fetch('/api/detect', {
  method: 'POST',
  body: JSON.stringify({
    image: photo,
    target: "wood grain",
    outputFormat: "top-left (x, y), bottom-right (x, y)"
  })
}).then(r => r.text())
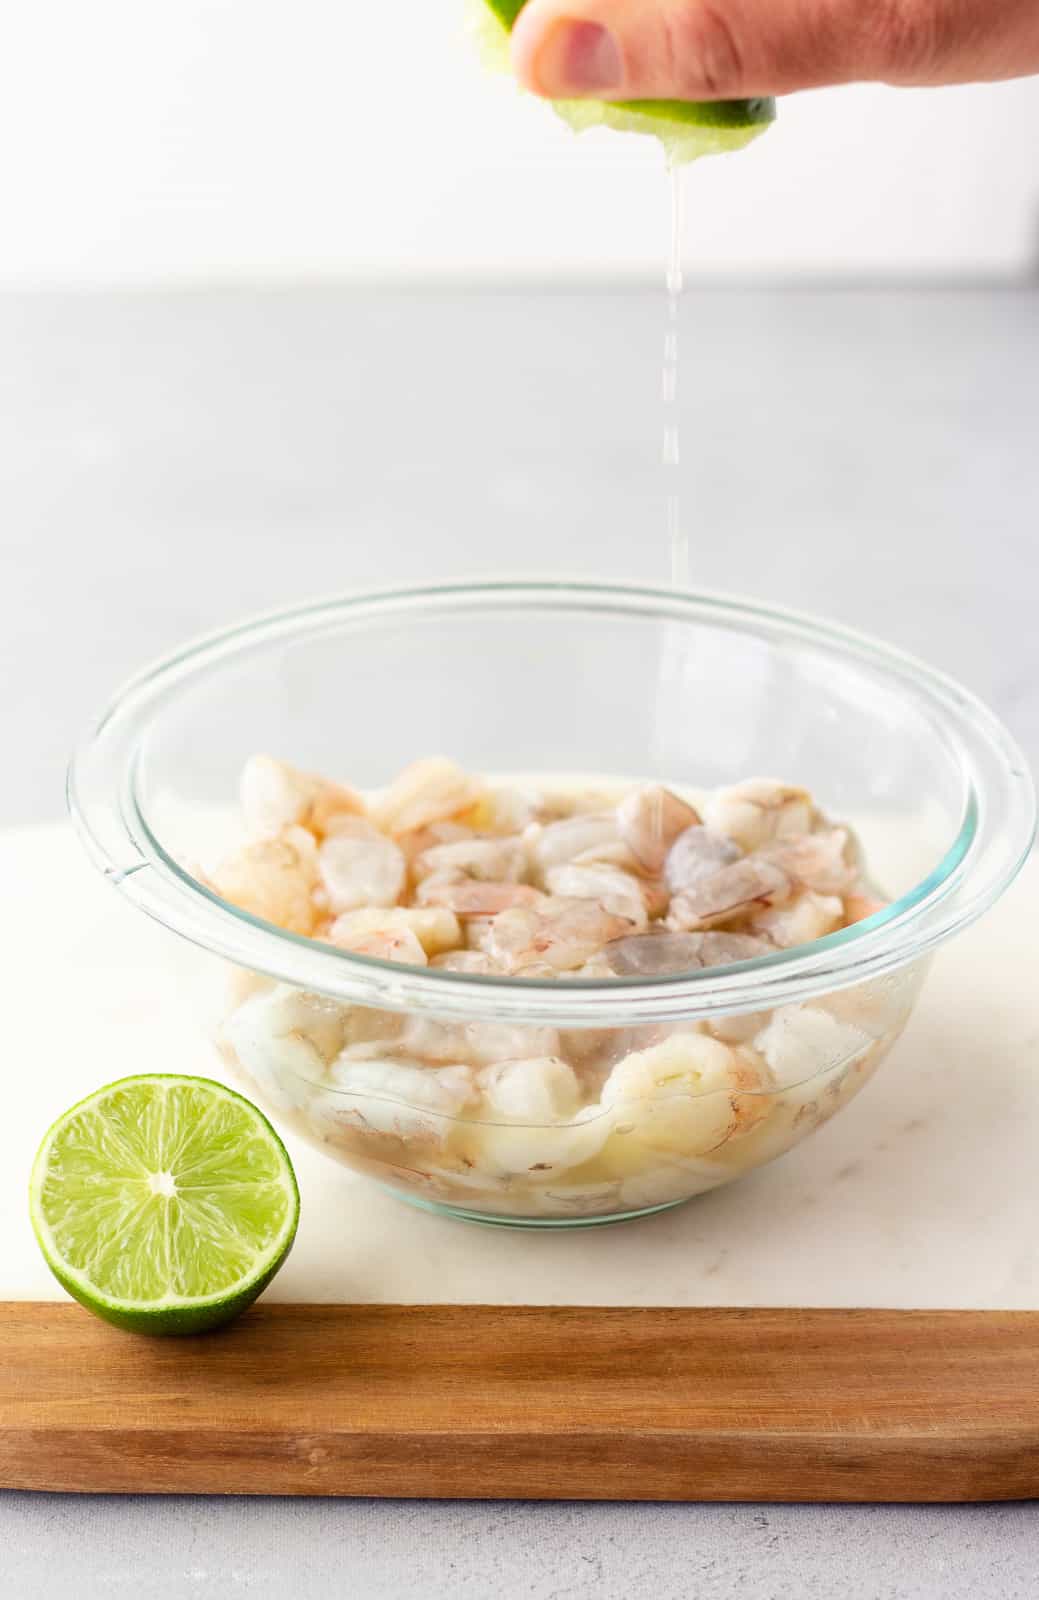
top-left (3, 1303), bottom-right (1038, 1501)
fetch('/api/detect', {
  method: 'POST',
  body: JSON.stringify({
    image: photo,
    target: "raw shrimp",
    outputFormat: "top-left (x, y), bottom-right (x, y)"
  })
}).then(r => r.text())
top-left (327, 905), bottom-right (462, 958)
top-left (600, 1032), bottom-right (769, 1157)
top-left (527, 813), bottom-right (621, 878)
top-left (706, 1009), bottom-right (772, 1045)
top-left (429, 949), bottom-right (499, 975)
top-left (703, 778), bottom-right (818, 853)
top-left (319, 1057), bottom-right (475, 1143)
top-left (463, 1020), bottom-right (562, 1065)
top-left (213, 757), bottom-right (916, 1223)
top-left (617, 785), bottom-right (701, 872)
top-left (462, 785), bottom-right (548, 836)
top-left (753, 1004), bottom-right (871, 1087)
top-left (477, 1056), bottom-right (581, 1122)
top-left (395, 820), bottom-right (476, 864)
top-left (604, 930), bottom-right (770, 976)
top-left (412, 836), bottom-right (528, 885)
top-left (844, 893), bottom-right (887, 925)
top-left (479, 896), bottom-right (637, 975)
top-left (332, 925), bottom-right (428, 966)
top-left (543, 863), bottom-right (651, 932)
top-left (664, 825), bottom-right (742, 895)
top-left (239, 755), bottom-right (363, 840)
top-left (373, 757), bottom-right (483, 837)
top-left (763, 828), bottom-right (858, 897)
top-left (750, 891), bottom-right (845, 949)
top-left (222, 984), bottom-right (347, 1114)
top-left (416, 879), bottom-right (545, 917)
top-left (459, 1072), bottom-right (608, 1176)
top-left (342, 1004), bottom-right (407, 1048)
top-left (460, 1107), bottom-right (610, 1181)
top-left (225, 983), bottom-right (347, 1075)
top-left (667, 858), bottom-right (790, 933)
top-left (317, 818), bottom-right (406, 914)
top-left (211, 825), bottom-right (321, 936)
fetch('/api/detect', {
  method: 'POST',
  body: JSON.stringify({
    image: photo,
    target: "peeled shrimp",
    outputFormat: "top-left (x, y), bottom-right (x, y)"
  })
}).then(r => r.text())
top-left (668, 858), bottom-right (790, 933)
top-left (604, 930), bottom-right (770, 976)
top-left (332, 925), bottom-right (428, 966)
top-left (763, 828), bottom-right (859, 897)
top-left (664, 825), bottom-right (742, 895)
top-left (844, 893), bottom-right (887, 925)
top-left (372, 757), bottom-right (483, 837)
top-left (600, 1032), bottom-right (769, 1156)
top-left (342, 1004), bottom-right (406, 1048)
top-left (527, 813), bottom-right (621, 878)
top-left (412, 836), bottom-right (528, 886)
top-left (463, 1020), bottom-right (562, 1065)
top-left (479, 896), bottom-right (637, 975)
top-left (225, 983), bottom-right (347, 1074)
top-left (320, 1057), bottom-right (475, 1142)
top-left (617, 785), bottom-right (701, 873)
top-left (395, 820), bottom-right (476, 864)
top-left (477, 1056), bottom-right (581, 1122)
top-left (462, 785), bottom-right (548, 836)
top-left (429, 949), bottom-right (499, 975)
top-left (317, 818), bottom-right (406, 914)
top-left (543, 863), bottom-right (651, 932)
top-left (327, 905), bottom-right (462, 958)
top-left (703, 778), bottom-right (817, 853)
top-left (753, 1004), bottom-right (871, 1087)
top-left (239, 755), bottom-right (363, 840)
top-left (416, 878), bottom-right (546, 917)
top-left (212, 824), bottom-right (321, 935)
top-left (750, 890), bottom-right (845, 949)
top-left (460, 1074), bottom-right (608, 1177)
top-left (222, 984), bottom-right (347, 1112)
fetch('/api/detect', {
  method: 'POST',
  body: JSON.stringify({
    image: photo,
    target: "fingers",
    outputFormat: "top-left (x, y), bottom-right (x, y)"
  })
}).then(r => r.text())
top-left (509, 0), bottom-right (1039, 101)
top-left (510, 0), bottom-right (884, 99)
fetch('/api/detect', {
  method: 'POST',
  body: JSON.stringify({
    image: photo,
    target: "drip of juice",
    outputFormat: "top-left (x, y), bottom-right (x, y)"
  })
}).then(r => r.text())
top-left (663, 165), bottom-right (687, 588)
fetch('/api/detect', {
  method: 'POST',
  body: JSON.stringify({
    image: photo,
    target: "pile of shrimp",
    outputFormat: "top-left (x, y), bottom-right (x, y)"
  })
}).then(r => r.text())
top-left (210, 755), bottom-right (884, 977)
top-left (210, 758), bottom-right (910, 1218)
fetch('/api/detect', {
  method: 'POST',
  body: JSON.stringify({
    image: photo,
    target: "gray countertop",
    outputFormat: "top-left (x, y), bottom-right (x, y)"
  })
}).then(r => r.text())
top-left (3, 285), bottom-right (1038, 1596)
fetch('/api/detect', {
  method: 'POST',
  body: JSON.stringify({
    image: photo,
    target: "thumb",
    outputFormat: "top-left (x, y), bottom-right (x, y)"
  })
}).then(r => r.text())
top-left (509, 0), bottom-right (1039, 100)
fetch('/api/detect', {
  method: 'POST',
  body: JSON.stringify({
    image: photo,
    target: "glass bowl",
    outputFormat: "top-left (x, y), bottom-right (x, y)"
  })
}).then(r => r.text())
top-left (69, 581), bottom-right (1035, 1227)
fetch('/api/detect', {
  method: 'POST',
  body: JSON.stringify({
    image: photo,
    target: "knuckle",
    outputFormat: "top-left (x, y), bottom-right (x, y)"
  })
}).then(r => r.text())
top-left (666, 2), bottom-right (747, 96)
top-left (871, 0), bottom-right (954, 79)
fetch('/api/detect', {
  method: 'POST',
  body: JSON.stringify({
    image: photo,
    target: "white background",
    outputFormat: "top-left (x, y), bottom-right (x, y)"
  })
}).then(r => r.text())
top-left (2, 0), bottom-right (1038, 284)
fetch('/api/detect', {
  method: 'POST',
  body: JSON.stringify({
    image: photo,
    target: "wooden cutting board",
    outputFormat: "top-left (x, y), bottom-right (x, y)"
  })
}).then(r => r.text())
top-left (4, 1302), bottom-right (1039, 1501)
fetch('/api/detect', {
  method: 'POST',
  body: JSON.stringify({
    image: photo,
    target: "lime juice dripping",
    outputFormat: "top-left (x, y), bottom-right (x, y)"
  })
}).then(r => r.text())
top-left (663, 165), bottom-right (687, 588)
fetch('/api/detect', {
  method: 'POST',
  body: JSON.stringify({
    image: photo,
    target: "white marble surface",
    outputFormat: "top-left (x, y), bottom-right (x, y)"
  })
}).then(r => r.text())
top-left (5, 822), bottom-right (1039, 1313)
top-left (3, 285), bottom-right (1039, 1597)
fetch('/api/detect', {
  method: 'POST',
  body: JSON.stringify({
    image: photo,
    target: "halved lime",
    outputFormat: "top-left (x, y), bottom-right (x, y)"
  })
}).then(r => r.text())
top-left (30, 1075), bottom-right (299, 1335)
top-left (473, 0), bottom-right (775, 163)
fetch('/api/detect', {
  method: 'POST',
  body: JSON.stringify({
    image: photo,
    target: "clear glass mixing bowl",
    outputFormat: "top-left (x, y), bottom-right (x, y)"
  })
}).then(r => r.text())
top-left (69, 581), bottom-right (1035, 1227)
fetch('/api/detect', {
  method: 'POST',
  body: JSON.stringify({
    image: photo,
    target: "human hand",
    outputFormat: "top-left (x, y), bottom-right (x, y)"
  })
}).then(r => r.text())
top-left (509, 0), bottom-right (1039, 101)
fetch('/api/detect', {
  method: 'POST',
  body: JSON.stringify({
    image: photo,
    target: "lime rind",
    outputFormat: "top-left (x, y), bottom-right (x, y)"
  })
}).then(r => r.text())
top-left (483, 0), bottom-right (527, 26)
top-left (468, 0), bottom-right (775, 164)
top-left (30, 1074), bottom-right (299, 1335)
top-left (551, 98), bottom-right (771, 163)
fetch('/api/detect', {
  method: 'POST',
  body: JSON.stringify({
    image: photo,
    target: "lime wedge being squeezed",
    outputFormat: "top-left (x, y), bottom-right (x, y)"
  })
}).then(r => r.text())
top-left (30, 1075), bottom-right (299, 1335)
top-left (473, 0), bottom-right (775, 162)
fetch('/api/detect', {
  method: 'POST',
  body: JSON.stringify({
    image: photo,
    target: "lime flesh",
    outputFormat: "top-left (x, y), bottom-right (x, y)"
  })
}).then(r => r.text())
top-left (30, 1075), bottom-right (299, 1335)
top-left (475, 0), bottom-right (775, 162)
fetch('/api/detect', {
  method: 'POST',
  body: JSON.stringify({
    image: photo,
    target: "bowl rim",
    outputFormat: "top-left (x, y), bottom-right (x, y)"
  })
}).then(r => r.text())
top-left (68, 578), bottom-right (1036, 1027)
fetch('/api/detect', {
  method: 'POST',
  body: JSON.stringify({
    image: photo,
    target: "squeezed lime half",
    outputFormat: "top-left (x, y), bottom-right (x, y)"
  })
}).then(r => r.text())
top-left (473, 0), bottom-right (775, 162)
top-left (30, 1075), bottom-right (299, 1335)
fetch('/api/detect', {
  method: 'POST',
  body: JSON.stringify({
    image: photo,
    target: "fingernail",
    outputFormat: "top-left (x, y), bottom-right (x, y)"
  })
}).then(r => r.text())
top-left (533, 19), bottom-right (624, 96)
